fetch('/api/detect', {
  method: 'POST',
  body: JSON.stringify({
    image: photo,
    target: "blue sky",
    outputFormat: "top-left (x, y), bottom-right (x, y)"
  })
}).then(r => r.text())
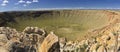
top-left (0, 0), bottom-right (120, 11)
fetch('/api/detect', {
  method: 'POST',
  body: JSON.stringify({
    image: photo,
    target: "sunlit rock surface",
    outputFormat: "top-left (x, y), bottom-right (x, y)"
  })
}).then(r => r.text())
top-left (0, 23), bottom-right (120, 52)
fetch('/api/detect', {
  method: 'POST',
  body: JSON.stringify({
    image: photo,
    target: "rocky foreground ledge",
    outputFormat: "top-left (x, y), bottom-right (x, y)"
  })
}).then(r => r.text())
top-left (0, 24), bottom-right (120, 52)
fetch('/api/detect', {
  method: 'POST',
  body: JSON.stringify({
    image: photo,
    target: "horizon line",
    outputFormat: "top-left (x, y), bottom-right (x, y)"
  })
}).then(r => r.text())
top-left (1, 7), bottom-right (120, 12)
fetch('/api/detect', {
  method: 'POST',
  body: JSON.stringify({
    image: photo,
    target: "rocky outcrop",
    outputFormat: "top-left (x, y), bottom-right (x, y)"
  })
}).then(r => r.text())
top-left (23, 27), bottom-right (46, 37)
top-left (0, 27), bottom-right (60, 52)
top-left (0, 27), bottom-right (47, 52)
top-left (0, 23), bottom-right (120, 52)
top-left (39, 32), bottom-right (59, 52)
top-left (58, 23), bottom-right (120, 52)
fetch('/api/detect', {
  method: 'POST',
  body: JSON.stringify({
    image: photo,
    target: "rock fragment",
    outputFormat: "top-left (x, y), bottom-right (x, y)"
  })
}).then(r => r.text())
top-left (39, 32), bottom-right (60, 52)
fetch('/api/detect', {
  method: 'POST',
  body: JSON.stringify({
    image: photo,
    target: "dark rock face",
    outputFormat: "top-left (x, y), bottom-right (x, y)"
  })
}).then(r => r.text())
top-left (48, 42), bottom-right (60, 52)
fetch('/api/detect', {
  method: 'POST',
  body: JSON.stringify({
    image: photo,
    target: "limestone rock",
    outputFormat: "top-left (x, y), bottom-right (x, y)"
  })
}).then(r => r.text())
top-left (23, 27), bottom-right (46, 36)
top-left (89, 43), bottom-right (98, 52)
top-left (0, 47), bottom-right (9, 52)
top-left (0, 27), bottom-right (47, 52)
top-left (59, 37), bottom-right (67, 52)
top-left (0, 22), bottom-right (120, 52)
top-left (39, 32), bottom-right (59, 52)
top-left (0, 27), bottom-right (18, 40)
top-left (97, 46), bottom-right (107, 52)
top-left (0, 34), bottom-right (8, 46)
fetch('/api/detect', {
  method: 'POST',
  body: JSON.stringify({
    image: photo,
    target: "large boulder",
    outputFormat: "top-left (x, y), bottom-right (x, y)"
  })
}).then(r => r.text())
top-left (0, 34), bottom-right (8, 46)
top-left (38, 32), bottom-right (60, 52)
top-left (97, 46), bottom-right (107, 52)
top-left (0, 27), bottom-right (18, 40)
top-left (89, 43), bottom-right (99, 52)
top-left (59, 37), bottom-right (67, 52)
top-left (23, 27), bottom-right (46, 37)
top-left (0, 47), bottom-right (9, 52)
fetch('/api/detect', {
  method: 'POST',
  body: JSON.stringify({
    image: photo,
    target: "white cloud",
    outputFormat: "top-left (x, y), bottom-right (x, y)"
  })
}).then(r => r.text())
top-left (33, 0), bottom-right (38, 2)
top-left (0, 0), bottom-right (39, 7)
top-left (15, 0), bottom-right (25, 5)
top-left (18, 0), bottom-right (25, 3)
top-left (1, 3), bottom-right (7, 6)
top-left (3, 0), bottom-right (9, 3)
top-left (1, 0), bottom-right (8, 6)
top-left (26, 1), bottom-right (32, 4)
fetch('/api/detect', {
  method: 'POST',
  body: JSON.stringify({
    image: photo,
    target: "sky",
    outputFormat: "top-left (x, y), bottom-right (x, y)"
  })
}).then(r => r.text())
top-left (0, 0), bottom-right (120, 11)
